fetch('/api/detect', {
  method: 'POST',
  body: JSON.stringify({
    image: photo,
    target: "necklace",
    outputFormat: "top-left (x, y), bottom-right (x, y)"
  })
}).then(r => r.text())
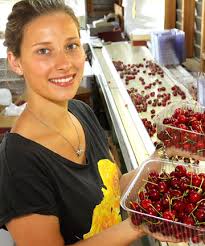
top-left (26, 106), bottom-right (84, 157)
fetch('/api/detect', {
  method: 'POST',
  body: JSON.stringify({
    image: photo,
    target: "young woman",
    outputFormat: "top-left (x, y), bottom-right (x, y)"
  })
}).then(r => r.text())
top-left (0, 1), bottom-right (179, 245)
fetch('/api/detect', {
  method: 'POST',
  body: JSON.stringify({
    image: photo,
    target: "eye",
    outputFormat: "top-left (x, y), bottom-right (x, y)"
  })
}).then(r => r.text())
top-left (66, 43), bottom-right (79, 51)
top-left (37, 48), bottom-right (50, 55)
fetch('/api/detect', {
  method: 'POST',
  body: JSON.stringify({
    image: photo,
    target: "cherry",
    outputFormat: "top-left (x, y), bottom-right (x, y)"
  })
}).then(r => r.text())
top-left (141, 199), bottom-right (152, 209)
top-left (130, 201), bottom-right (140, 211)
top-left (148, 171), bottom-right (159, 180)
top-left (173, 200), bottom-right (185, 212)
top-left (195, 208), bottom-right (205, 222)
top-left (175, 165), bottom-right (187, 176)
top-left (191, 235), bottom-right (200, 244)
top-left (192, 176), bottom-right (203, 187)
top-left (183, 215), bottom-right (195, 225)
top-left (138, 191), bottom-right (146, 200)
top-left (147, 207), bottom-right (157, 216)
top-left (163, 211), bottom-right (175, 221)
top-left (158, 181), bottom-right (168, 193)
top-left (153, 201), bottom-right (163, 212)
top-left (171, 178), bottom-right (181, 189)
top-left (188, 191), bottom-right (202, 204)
top-left (180, 176), bottom-right (190, 191)
top-left (148, 189), bottom-right (160, 201)
top-left (178, 115), bottom-right (187, 124)
top-left (145, 182), bottom-right (156, 191)
top-left (185, 203), bottom-right (195, 214)
top-left (131, 214), bottom-right (142, 226)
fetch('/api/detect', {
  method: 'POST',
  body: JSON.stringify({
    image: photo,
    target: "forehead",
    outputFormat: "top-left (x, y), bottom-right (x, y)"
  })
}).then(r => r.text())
top-left (22, 12), bottom-right (79, 42)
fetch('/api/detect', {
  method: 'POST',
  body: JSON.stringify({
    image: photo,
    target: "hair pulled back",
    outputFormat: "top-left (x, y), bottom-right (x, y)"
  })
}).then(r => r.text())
top-left (4, 0), bottom-right (80, 57)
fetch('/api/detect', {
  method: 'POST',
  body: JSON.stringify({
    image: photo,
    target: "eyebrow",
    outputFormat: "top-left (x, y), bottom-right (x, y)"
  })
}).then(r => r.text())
top-left (31, 37), bottom-right (79, 47)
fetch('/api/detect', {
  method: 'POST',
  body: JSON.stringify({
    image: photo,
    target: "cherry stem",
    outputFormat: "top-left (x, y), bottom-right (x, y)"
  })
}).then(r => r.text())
top-left (143, 218), bottom-right (161, 225)
top-left (150, 204), bottom-right (162, 217)
top-left (197, 198), bottom-right (205, 205)
top-left (171, 191), bottom-right (187, 201)
top-left (165, 130), bottom-right (172, 139)
top-left (197, 149), bottom-right (205, 153)
top-left (187, 184), bottom-right (202, 193)
top-left (198, 177), bottom-right (204, 193)
top-left (142, 179), bottom-right (157, 186)
top-left (167, 196), bottom-right (172, 211)
top-left (183, 138), bottom-right (196, 144)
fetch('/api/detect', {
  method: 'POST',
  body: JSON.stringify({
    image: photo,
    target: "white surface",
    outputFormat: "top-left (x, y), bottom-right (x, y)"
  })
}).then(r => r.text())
top-left (0, 230), bottom-right (14, 246)
top-left (0, 89), bottom-right (12, 106)
top-left (125, 0), bottom-right (165, 39)
top-left (4, 102), bottom-right (26, 116)
top-left (83, 61), bottom-right (93, 76)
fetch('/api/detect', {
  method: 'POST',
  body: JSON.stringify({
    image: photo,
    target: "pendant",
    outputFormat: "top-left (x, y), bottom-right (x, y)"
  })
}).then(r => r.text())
top-left (76, 148), bottom-right (83, 157)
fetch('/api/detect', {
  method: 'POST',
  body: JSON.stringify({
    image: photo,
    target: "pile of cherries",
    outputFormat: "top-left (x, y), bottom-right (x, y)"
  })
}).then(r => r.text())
top-left (129, 164), bottom-right (205, 243)
top-left (113, 59), bottom-right (188, 139)
top-left (157, 107), bottom-right (205, 157)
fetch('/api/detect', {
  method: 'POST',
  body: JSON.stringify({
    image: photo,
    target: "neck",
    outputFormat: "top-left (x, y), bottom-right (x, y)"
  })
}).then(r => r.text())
top-left (26, 95), bottom-right (71, 129)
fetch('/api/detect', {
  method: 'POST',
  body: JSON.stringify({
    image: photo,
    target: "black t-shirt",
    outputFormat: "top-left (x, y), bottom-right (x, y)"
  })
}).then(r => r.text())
top-left (0, 100), bottom-right (122, 244)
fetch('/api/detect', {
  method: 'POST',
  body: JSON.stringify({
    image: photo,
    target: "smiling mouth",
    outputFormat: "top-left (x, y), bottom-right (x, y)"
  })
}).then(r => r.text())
top-left (49, 75), bottom-right (74, 83)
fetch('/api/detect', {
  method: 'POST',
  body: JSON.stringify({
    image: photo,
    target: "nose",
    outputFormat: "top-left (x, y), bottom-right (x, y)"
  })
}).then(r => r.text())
top-left (55, 51), bottom-right (72, 71)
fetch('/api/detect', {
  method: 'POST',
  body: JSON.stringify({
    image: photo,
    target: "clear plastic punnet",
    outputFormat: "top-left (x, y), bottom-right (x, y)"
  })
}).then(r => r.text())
top-left (154, 101), bottom-right (205, 160)
top-left (120, 158), bottom-right (205, 244)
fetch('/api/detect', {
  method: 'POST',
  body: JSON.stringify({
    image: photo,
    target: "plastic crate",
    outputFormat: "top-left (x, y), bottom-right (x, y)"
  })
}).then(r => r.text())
top-left (154, 101), bottom-right (205, 160)
top-left (120, 158), bottom-right (205, 244)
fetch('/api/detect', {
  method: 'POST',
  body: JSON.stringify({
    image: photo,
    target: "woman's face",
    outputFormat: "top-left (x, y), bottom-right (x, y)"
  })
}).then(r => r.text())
top-left (15, 12), bottom-right (85, 103)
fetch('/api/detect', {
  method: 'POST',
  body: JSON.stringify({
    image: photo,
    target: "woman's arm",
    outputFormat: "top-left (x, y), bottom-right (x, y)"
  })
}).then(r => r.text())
top-left (7, 214), bottom-right (145, 246)
top-left (67, 217), bottom-right (144, 246)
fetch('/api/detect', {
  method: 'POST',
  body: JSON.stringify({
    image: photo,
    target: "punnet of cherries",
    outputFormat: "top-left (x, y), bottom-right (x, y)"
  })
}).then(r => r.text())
top-left (129, 164), bottom-right (205, 244)
top-left (157, 107), bottom-right (205, 158)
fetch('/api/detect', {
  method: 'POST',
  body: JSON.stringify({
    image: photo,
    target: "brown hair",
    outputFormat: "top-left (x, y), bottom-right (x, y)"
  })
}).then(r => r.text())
top-left (4, 0), bottom-right (80, 57)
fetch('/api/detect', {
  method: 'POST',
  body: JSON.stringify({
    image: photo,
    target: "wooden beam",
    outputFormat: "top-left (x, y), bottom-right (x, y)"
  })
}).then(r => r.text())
top-left (86, 0), bottom-right (93, 15)
top-left (164, 0), bottom-right (176, 29)
top-left (182, 0), bottom-right (195, 58)
top-left (201, 0), bottom-right (205, 71)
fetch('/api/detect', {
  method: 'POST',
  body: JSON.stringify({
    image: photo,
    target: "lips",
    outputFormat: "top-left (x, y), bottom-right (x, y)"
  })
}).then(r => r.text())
top-left (48, 75), bottom-right (75, 87)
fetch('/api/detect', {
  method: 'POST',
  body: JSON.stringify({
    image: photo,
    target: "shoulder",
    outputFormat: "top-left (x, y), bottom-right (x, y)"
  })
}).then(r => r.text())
top-left (69, 99), bottom-right (94, 116)
top-left (0, 133), bottom-right (46, 176)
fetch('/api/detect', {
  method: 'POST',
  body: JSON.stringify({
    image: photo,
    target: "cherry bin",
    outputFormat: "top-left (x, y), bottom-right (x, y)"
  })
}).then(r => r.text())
top-left (120, 159), bottom-right (205, 244)
top-left (154, 101), bottom-right (205, 160)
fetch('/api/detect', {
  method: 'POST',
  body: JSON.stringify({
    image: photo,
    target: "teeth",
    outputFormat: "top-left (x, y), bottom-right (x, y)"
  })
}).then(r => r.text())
top-left (49, 77), bottom-right (73, 83)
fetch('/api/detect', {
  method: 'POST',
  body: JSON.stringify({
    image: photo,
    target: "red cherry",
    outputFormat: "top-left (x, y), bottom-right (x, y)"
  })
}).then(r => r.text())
top-left (172, 200), bottom-right (185, 212)
top-left (153, 201), bottom-right (163, 212)
top-left (158, 181), bottom-right (168, 193)
top-left (131, 214), bottom-right (142, 226)
top-left (171, 178), bottom-right (181, 189)
top-left (195, 208), bottom-right (205, 222)
top-left (175, 165), bottom-right (187, 176)
top-left (147, 207), bottom-right (157, 216)
top-left (163, 210), bottom-right (175, 221)
top-left (148, 189), bottom-right (160, 201)
top-left (191, 235), bottom-right (200, 244)
top-left (141, 199), bottom-right (152, 209)
top-left (179, 176), bottom-right (190, 191)
top-left (138, 191), bottom-right (146, 200)
top-left (183, 215), bottom-right (195, 225)
top-left (188, 191), bottom-right (202, 203)
top-left (130, 201), bottom-right (140, 211)
top-left (192, 176), bottom-right (202, 187)
top-left (185, 203), bottom-right (195, 214)
top-left (177, 115), bottom-right (187, 124)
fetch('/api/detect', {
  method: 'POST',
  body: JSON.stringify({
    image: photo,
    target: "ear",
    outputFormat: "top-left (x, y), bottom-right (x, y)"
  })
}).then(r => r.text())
top-left (7, 51), bottom-right (23, 76)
